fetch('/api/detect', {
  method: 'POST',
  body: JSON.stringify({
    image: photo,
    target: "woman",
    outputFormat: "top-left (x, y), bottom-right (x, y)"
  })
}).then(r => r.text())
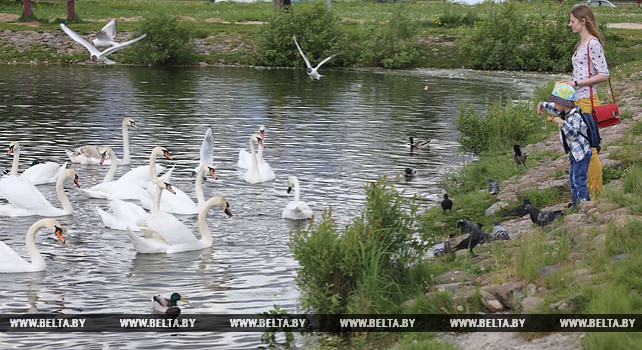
top-left (560, 4), bottom-right (609, 197)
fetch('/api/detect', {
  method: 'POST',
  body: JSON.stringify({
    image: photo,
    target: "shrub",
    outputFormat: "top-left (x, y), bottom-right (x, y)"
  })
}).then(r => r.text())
top-left (458, 2), bottom-right (575, 72)
top-left (436, 11), bottom-right (479, 27)
top-left (253, 3), bottom-right (345, 67)
top-left (123, 12), bottom-right (195, 65)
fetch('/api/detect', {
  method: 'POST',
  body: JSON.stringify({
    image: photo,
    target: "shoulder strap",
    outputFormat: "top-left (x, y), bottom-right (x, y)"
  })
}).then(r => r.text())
top-left (586, 41), bottom-right (616, 108)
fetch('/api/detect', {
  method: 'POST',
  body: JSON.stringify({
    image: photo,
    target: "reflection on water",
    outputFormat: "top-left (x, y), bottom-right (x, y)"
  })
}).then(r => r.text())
top-left (0, 65), bottom-right (546, 347)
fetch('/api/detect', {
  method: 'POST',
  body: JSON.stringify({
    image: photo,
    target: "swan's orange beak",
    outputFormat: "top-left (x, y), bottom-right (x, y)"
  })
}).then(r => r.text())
top-left (208, 168), bottom-right (218, 180)
top-left (73, 174), bottom-right (81, 188)
top-left (260, 131), bottom-right (265, 139)
top-left (224, 203), bottom-right (233, 218)
top-left (163, 150), bottom-right (173, 160)
top-left (100, 151), bottom-right (107, 165)
top-left (54, 226), bottom-right (65, 244)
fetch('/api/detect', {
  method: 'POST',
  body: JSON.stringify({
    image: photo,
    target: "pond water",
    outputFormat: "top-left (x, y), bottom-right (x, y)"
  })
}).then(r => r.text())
top-left (0, 65), bottom-right (551, 348)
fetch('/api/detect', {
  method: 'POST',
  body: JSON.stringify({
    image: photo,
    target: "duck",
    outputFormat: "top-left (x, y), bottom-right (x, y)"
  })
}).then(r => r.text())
top-left (237, 125), bottom-right (266, 169)
top-left (0, 169), bottom-right (80, 217)
top-left (409, 137), bottom-right (430, 149)
top-left (282, 176), bottom-right (313, 220)
top-left (0, 218), bottom-right (65, 273)
top-left (6, 141), bottom-right (67, 185)
top-left (153, 292), bottom-right (187, 317)
top-left (404, 167), bottom-right (417, 180)
top-left (243, 134), bottom-right (276, 184)
top-left (65, 117), bottom-right (137, 165)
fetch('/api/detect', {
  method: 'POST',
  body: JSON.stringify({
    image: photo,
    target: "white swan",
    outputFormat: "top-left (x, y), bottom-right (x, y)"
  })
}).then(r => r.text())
top-left (60, 23), bottom-right (146, 65)
top-left (127, 196), bottom-right (233, 254)
top-left (93, 19), bottom-right (118, 47)
top-left (191, 127), bottom-right (215, 177)
top-left (293, 35), bottom-right (338, 81)
top-left (0, 169), bottom-right (80, 217)
top-left (0, 218), bottom-right (65, 273)
top-left (80, 147), bottom-right (154, 200)
top-left (65, 117), bottom-right (137, 165)
top-left (282, 176), bottom-right (313, 220)
top-left (244, 134), bottom-right (276, 184)
top-left (6, 141), bottom-right (66, 185)
top-left (237, 125), bottom-right (266, 169)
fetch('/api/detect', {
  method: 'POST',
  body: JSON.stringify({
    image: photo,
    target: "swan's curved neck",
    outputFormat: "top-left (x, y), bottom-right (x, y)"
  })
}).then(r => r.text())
top-left (56, 173), bottom-right (73, 214)
top-left (249, 139), bottom-right (259, 177)
top-left (195, 168), bottom-right (205, 205)
top-left (103, 152), bottom-right (119, 182)
top-left (197, 201), bottom-right (216, 247)
top-left (149, 153), bottom-right (159, 183)
top-left (152, 185), bottom-right (162, 213)
top-left (10, 147), bottom-right (20, 176)
top-left (24, 219), bottom-right (48, 269)
top-left (122, 120), bottom-right (131, 165)
top-left (292, 179), bottom-right (301, 202)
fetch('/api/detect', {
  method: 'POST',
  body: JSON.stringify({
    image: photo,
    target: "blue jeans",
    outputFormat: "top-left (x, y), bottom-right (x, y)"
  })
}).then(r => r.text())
top-left (569, 150), bottom-right (592, 208)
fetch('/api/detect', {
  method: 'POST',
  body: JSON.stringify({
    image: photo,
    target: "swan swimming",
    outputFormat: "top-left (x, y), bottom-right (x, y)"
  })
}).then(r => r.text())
top-left (0, 168), bottom-right (80, 217)
top-left (0, 218), bottom-right (65, 273)
top-left (80, 147), bottom-right (148, 200)
top-left (237, 125), bottom-right (266, 169)
top-left (66, 117), bottom-right (138, 165)
top-left (282, 176), bottom-right (313, 220)
top-left (6, 141), bottom-right (66, 185)
top-left (60, 23), bottom-right (146, 65)
top-left (293, 35), bottom-right (338, 80)
top-left (243, 134), bottom-right (276, 184)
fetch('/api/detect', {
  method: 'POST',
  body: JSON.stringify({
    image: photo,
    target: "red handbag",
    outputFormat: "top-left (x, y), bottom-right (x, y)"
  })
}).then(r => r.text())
top-left (587, 45), bottom-right (620, 128)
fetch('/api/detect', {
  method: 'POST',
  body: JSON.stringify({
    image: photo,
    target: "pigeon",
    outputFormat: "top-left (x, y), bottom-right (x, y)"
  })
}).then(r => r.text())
top-left (513, 144), bottom-right (527, 167)
top-left (191, 127), bottom-right (215, 177)
top-left (501, 197), bottom-right (532, 218)
top-left (491, 219), bottom-right (510, 240)
top-left (452, 221), bottom-right (483, 257)
top-left (524, 204), bottom-right (564, 227)
top-left (440, 193), bottom-right (453, 214)
top-left (487, 177), bottom-right (500, 195)
top-left (92, 19), bottom-right (118, 47)
top-left (60, 23), bottom-right (146, 65)
top-left (432, 241), bottom-right (451, 257)
top-left (404, 167), bottom-right (417, 180)
top-left (478, 223), bottom-right (492, 244)
top-left (293, 35), bottom-right (338, 80)
top-left (409, 137), bottom-right (430, 150)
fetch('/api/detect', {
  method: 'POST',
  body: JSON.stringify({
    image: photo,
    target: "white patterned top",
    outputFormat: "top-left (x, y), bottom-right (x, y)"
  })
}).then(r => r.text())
top-left (572, 37), bottom-right (609, 100)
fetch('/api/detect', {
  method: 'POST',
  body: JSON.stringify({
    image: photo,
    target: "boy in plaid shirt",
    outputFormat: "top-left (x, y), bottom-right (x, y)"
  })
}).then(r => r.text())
top-left (537, 83), bottom-right (591, 209)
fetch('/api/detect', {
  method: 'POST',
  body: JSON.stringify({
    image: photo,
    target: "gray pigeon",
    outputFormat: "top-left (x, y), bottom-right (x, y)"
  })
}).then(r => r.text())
top-left (432, 241), bottom-right (451, 257)
top-left (501, 197), bottom-right (531, 218)
top-left (524, 204), bottom-right (564, 227)
top-left (487, 177), bottom-right (500, 195)
top-left (491, 219), bottom-right (510, 240)
top-left (453, 220), bottom-right (483, 256)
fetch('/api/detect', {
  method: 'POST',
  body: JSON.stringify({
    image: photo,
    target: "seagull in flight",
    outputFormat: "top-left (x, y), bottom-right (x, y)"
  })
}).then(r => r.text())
top-left (60, 23), bottom-right (146, 65)
top-left (93, 19), bottom-right (118, 47)
top-left (293, 35), bottom-right (337, 80)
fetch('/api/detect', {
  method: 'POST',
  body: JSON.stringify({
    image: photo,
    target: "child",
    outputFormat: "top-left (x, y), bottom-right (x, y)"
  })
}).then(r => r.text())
top-left (537, 83), bottom-right (591, 209)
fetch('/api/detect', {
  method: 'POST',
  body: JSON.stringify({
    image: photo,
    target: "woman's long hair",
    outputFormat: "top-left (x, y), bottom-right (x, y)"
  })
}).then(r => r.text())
top-left (571, 4), bottom-right (605, 51)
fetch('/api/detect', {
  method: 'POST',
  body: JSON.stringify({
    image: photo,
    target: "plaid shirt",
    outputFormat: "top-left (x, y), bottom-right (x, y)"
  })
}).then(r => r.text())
top-left (541, 102), bottom-right (591, 162)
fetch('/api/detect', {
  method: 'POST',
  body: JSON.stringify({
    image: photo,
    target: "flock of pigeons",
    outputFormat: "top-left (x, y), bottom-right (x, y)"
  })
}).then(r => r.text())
top-left (432, 143), bottom-right (564, 258)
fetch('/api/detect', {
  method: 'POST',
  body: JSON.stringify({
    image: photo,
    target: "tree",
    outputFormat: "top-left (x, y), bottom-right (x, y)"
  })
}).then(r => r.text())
top-left (23, 0), bottom-right (31, 19)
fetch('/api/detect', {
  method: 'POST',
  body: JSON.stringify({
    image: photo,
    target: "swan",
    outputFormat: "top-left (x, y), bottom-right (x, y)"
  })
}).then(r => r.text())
top-left (293, 35), bottom-right (338, 81)
top-left (191, 127), bottom-right (215, 177)
top-left (244, 134), bottom-right (276, 184)
top-left (65, 117), bottom-right (138, 165)
top-left (237, 125), bottom-right (266, 169)
top-left (93, 19), bottom-right (118, 47)
top-left (408, 137), bottom-right (430, 149)
top-left (127, 196), bottom-right (233, 254)
top-left (6, 141), bottom-right (66, 185)
top-left (60, 23), bottom-right (146, 65)
top-left (282, 176), bottom-right (313, 220)
top-left (0, 169), bottom-right (80, 217)
top-left (0, 218), bottom-right (65, 273)
top-left (153, 292), bottom-right (187, 317)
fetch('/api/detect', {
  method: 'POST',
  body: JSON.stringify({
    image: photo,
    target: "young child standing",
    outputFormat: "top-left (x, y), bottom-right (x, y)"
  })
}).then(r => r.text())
top-left (537, 83), bottom-right (592, 209)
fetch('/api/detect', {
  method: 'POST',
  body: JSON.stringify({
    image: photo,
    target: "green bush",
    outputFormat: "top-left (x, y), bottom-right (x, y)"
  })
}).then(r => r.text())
top-left (357, 5), bottom-right (420, 69)
top-left (436, 11), bottom-right (479, 27)
top-left (458, 2), bottom-right (575, 72)
top-left (253, 3), bottom-right (345, 67)
top-left (123, 12), bottom-right (195, 65)
top-left (291, 178), bottom-right (424, 314)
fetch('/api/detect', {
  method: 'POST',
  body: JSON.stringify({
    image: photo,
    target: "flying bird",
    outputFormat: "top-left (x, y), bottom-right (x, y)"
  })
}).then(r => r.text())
top-left (513, 144), bottom-right (527, 167)
top-left (487, 177), bottom-right (500, 195)
top-left (93, 19), bottom-right (118, 47)
top-left (60, 23), bottom-right (146, 65)
top-left (409, 137), bottom-right (430, 150)
top-left (191, 127), bottom-right (215, 177)
top-left (524, 204), bottom-right (564, 227)
top-left (501, 197), bottom-right (531, 218)
top-left (440, 193), bottom-right (453, 214)
top-left (293, 35), bottom-right (338, 80)
top-left (491, 219), bottom-right (510, 240)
